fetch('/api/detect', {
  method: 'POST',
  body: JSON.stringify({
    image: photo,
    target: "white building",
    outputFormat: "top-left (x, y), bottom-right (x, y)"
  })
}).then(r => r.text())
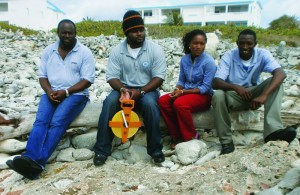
top-left (0, 0), bottom-right (65, 31)
top-left (130, 0), bottom-right (262, 27)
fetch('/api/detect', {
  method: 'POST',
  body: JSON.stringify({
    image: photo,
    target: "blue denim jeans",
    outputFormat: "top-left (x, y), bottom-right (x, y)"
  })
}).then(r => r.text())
top-left (23, 94), bottom-right (88, 168)
top-left (93, 90), bottom-right (163, 157)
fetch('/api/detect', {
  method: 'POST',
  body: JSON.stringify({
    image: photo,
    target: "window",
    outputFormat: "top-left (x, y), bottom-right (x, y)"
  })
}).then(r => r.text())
top-left (144, 10), bottom-right (152, 17)
top-left (215, 6), bottom-right (226, 13)
top-left (0, 3), bottom-right (8, 12)
top-left (227, 21), bottom-right (247, 26)
top-left (206, 21), bottom-right (225, 26)
top-left (228, 5), bottom-right (248, 12)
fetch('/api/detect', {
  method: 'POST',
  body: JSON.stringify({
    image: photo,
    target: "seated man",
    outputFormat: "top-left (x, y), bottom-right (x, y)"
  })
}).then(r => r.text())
top-left (212, 29), bottom-right (296, 155)
top-left (93, 10), bottom-right (167, 166)
top-left (6, 19), bottom-right (95, 179)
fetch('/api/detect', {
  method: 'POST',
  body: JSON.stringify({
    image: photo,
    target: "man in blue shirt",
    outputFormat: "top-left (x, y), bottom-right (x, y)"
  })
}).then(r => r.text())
top-left (93, 10), bottom-right (167, 166)
top-left (6, 19), bottom-right (95, 179)
top-left (212, 29), bottom-right (296, 155)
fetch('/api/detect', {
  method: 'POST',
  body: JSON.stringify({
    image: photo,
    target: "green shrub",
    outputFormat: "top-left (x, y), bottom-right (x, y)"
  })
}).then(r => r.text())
top-left (0, 22), bottom-right (38, 35)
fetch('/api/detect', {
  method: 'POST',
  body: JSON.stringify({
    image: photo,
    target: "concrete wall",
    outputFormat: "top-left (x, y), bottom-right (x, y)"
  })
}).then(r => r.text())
top-left (0, 0), bottom-right (65, 31)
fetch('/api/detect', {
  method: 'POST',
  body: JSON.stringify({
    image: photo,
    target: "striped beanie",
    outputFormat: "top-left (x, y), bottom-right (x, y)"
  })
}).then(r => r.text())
top-left (122, 10), bottom-right (144, 34)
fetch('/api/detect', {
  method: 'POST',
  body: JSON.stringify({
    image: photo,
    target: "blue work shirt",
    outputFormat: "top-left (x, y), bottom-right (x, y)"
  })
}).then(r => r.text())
top-left (177, 52), bottom-right (217, 95)
top-left (215, 48), bottom-right (281, 87)
top-left (39, 39), bottom-right (95, 96)
top-left (106, 39), bottom-right (166, 87)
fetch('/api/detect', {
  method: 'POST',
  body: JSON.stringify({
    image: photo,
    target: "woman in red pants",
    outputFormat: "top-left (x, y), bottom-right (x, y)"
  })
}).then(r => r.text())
top-left (158, 29), bottom-right (217, 149)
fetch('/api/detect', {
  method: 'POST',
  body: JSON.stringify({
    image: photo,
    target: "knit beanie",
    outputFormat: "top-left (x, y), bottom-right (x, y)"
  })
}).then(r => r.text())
top-left (122, 10), bottom-right (144, 34)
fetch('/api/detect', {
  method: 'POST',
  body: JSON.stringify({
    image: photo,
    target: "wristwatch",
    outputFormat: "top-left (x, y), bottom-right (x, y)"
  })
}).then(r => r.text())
top-left (139, 89), bottom-right (146, 97)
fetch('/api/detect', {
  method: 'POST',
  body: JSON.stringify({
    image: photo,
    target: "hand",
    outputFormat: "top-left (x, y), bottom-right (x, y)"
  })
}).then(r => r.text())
top-left (234, 86), bottom-right (252, 101)
top-left (129, 89), bottom-right (140, 101)
top-left (119, 88), bottom-right (130, 102)
top-left (51, 90), bottom-right (67, 102)
top-left (46, 90), bottom-right (60, 104)
top-left (169, 89), bottom-right (182, 100)
top-left (251, 95), bottom-right (267, 110)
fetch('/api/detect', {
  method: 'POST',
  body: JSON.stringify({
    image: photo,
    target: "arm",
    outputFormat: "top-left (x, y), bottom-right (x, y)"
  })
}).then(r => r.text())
top-left (212, 78), bottom-right (252, 101)
top-left (251, 68), bottom-right (286, 109)
top-left (39, 78), bottom-right (59, 103)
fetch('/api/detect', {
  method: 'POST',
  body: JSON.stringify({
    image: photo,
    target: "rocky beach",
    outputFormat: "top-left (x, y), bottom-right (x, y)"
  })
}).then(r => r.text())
top-left (0, 29), bottom-right (300, 194)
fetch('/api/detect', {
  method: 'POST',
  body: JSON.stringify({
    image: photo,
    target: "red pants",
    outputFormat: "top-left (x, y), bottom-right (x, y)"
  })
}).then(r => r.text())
top-left (158, 93), bottom-right (212, 141)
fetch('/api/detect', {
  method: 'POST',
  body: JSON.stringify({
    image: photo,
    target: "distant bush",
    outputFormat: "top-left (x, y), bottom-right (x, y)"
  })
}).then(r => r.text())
top-left (1, 20), bottom-right (300, 47)
top-left (0, 22), bottom-right (38, 35)
top-left (269, 15), bottom-right (299, 30)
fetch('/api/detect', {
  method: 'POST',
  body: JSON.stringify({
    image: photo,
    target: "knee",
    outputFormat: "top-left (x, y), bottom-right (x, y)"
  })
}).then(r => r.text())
top-left (158, 94), bottom-right (170, 106)
top-left (212, 90), bottom-right (225, 106)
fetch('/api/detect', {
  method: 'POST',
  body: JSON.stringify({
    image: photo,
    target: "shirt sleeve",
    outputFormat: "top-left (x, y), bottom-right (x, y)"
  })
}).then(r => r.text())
top-left (261, 49), bottom-right (281, 73)
top-left (106, 48), bottom-right (122, 82)
top-left (151, 45), bottom-right (167, 80)
top-left (214, 51), bottom-right (231, 80)
top-left (198, 60), bottom-right (217, 94)
top-left (80, 49), bottom-right (95, 84)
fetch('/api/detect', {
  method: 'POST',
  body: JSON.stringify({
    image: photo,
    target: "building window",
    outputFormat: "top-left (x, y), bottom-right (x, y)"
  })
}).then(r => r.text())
top-left (228, 5), bottom-right (248, 12)
top-left (0, 3), bottom-right (8, 12)
top-left (227, 21), bottom-right (247, 26)
top-left (206, 21), bottom-right (225, 26)
top-left (144, 10), bottom-right (152, 17)
top-left (215, 6), bottom-right (226, 13)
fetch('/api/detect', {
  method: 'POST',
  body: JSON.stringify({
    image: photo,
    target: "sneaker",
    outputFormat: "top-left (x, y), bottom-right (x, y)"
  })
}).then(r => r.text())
top-left (220, 142), bottom-right (235, 155)
top-left (93, 153), bottom-right (107, 166)
top-left (152, 152), bottom-right (165, 164)
top-left (264, 127), bottom-right (296, 143)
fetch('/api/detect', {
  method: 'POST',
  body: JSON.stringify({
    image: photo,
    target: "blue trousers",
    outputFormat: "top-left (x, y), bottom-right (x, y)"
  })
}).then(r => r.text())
top-left (93, 90), bottom-right (163, 157)
top-left (23, 94), bottom-right (88, 168)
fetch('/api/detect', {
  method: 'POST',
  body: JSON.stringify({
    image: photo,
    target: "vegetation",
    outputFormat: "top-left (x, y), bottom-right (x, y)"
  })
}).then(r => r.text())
top-left (164, 10), bottom-right (183, 26)
top-left (0, 14), bottom-right (299, 46)
top-left (269, 15), bottom-right (299, 30)
top-left (0, 22), bottom-right (38, 35)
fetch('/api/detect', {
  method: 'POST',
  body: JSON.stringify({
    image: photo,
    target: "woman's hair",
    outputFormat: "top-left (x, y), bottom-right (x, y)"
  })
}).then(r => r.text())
top-left (182, 29), bottom-right (207, 54)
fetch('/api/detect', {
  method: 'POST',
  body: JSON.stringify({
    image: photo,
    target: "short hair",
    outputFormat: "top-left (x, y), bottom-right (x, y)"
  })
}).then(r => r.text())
top-left (57, 19), bottom-right (76, 34)
top-left (237, 29), bottom-right (256, 41)
top-left (182, 29), bottom-right (207, 54)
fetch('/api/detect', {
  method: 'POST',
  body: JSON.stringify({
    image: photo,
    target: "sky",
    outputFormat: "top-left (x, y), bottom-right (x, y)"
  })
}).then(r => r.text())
top-left (50, 0), bottom-right (300, 28)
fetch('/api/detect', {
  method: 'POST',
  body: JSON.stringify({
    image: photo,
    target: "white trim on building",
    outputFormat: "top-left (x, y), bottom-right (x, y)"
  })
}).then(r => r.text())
top-left (130, 0), bottom-right (262, 27)
top-left (0, 0), bottom-right (65, 31)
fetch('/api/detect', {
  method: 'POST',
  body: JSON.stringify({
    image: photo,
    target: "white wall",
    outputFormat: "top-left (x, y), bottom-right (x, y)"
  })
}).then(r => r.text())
top-left (1, 0), bottom-right (64, 31)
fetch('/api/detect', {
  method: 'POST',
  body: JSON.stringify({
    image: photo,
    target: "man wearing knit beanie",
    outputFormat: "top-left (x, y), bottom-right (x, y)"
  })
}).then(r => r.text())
top-left (94, 10), bottom-right (167, 166)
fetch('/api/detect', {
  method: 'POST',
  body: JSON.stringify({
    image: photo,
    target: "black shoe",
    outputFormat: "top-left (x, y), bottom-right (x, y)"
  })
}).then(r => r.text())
top-left (6, 157), bottom-right (41, 180)
top-left (93, 153), bottom-right (107, 166)
top-left (220, 142), bottom-right (235, 155)
top-left (264, 127), bottom-right (297, 143)
top-left (152, 152), bottom-right (165, 164)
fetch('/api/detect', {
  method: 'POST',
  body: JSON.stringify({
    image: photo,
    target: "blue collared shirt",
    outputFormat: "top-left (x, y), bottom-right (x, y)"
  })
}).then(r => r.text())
top-left (177, 52), bottom-right (217, 95)
top-left (106, 39), bottom-right (167, 87)
top-left (39, 39), bottom-right (95, 95)
top-left (215, 48), bottom-right (281, 87)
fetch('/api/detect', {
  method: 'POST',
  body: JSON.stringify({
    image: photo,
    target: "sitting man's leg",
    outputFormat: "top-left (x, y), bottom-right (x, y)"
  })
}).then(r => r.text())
top-left (93, 90), bottom-right (120, 166)
top-left (250, 78), bottom-right (296, 143)
top-left (137, 90), bottom-right (165, 164)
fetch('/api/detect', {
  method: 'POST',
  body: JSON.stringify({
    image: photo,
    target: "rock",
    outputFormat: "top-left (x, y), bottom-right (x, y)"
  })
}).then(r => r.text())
top-left (56, 148), bottom-right (76, 162)
top-left (0, 139), bottom-right (26, 153)
top-left (175, 140), bottom-right (207, 165)
top-left (71, 129), bottom-right (97, 150)
top-left (73, 148), bottom-right (94, 161)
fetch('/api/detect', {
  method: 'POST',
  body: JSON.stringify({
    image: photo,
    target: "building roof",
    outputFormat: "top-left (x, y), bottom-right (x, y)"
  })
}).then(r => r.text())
top-left (130, 0), bottom-right (262, 11)
top-left (47, 0), bottom-right (65, 14)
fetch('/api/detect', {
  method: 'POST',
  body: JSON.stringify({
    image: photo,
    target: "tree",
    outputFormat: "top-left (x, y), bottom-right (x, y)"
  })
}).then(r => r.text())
top-left (269, 15), bottom-right (299, 30)
top-left (82, 17), bottom-right (95, 22)
top-left (164, 10), bottom-right (183, 26)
